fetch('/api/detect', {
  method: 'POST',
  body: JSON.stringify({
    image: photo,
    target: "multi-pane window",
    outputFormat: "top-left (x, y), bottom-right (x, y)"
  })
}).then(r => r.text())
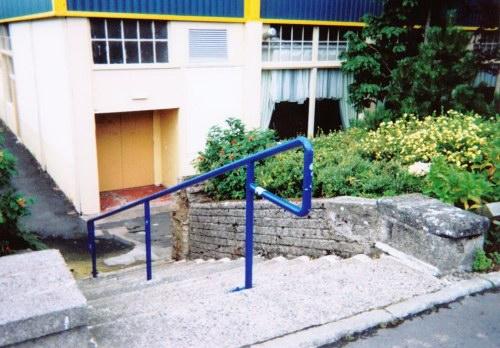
top-left (473, 31), bottom-right (500, 57)
top-left (0, 25), bottom-right (12, 51)
top-left (90, 19), bottom-right (168, 65)
top-left (318, 27), bottom-right (352, 61)
top-left (262, 25), bottom-right (357, 62)
top-left (262, 25), bottom-right (313, 62)
top-left (0, 25), bottom-right (15, 103)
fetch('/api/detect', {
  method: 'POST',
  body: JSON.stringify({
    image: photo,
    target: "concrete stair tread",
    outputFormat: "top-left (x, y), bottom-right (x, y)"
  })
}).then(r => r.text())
top-left (86, 255), bottom-right (444, 336)
top-left (78, 257), bottom-right (264, 301)
top-left (87, 255), bottom-right (338, 311)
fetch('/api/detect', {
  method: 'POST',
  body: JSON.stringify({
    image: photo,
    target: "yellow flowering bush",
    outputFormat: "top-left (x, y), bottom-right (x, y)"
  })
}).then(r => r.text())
top-left (361, 110), bottom-right (495, 169)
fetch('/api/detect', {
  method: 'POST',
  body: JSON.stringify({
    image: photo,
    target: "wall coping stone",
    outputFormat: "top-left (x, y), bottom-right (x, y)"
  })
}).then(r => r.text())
top-left (0, 249), bottom-right (88, 347)
top-left (190, 196), bottom-right (377, 210)
top-left (377, 194), bottom-right (490, 239)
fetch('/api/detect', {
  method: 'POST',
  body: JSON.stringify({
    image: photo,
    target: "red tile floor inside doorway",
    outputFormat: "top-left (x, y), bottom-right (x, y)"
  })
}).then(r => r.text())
top-left (100, 185), bottom-right (172, 211)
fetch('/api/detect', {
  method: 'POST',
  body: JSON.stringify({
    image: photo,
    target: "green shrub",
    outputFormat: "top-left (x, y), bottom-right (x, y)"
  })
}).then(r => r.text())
top-left (472, 249), bottom-right (493, 272)
top-left (490, 252), bottom-right (500, 266)
top-left (424, 157), bottom-right (493, 210)
top-left (0, 133), bottom-right (40, 256)
top-left (194, 118), bottom-right (276, 200)
top-left (350, 104), bottom-right (396, 130)
top-left (197, 122), bottom-right (423, 200)
top-left (0, 146), bottom-right (16, 187)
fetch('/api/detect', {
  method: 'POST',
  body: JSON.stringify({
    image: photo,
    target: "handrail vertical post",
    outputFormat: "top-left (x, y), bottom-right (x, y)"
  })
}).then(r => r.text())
top-left (87, 220), bottom-right (98, 278)
top-left (144, 201), bottom-right (152, 280)
top-left (245, 162), bottom-right (255, 289)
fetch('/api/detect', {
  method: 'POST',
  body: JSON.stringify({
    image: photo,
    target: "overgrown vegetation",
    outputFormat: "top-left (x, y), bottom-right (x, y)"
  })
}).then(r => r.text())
top-left (0, 133), bottom-right (42, 256)
top-left (360, 111), bottom-right (499, 210)
top-left (196, 113), bottom-right (498, 211)
top-left (472, 249), bottom-right (493, 272)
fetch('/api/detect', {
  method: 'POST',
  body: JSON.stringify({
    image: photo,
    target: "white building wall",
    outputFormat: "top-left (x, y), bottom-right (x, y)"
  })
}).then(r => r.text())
top-left (5, 17), bottom-right (263, 215)
top-left (91, 21), bottom-right (250, 178)
top-left (9, 18), bottom-right (99, 214)
top-left (9, 22), bottom-right (43, 163)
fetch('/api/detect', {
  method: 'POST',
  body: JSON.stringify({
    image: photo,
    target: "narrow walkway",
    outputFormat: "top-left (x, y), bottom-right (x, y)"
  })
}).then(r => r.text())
top-left (2, 124), bottom-right (84, 239)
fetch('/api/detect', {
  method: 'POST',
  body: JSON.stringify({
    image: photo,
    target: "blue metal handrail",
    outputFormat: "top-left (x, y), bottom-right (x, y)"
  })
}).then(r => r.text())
top-left (87, 136), bottom-right (313, 289)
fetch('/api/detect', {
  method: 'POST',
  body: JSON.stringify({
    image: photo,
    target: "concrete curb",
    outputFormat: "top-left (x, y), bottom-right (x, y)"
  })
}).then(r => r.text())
top-left (253, 272), bottom-right (500, 348)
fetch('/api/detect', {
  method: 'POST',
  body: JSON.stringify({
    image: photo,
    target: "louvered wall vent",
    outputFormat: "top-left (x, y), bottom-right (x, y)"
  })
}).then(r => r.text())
top-left (189, 29), bottom-right (228, 62)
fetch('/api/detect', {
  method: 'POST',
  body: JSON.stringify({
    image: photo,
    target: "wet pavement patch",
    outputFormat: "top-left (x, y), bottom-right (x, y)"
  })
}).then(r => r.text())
top-left (42, 237), bottom-right (134, 279)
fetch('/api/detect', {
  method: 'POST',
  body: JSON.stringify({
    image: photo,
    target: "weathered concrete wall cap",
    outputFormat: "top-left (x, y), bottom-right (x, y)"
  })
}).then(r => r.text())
top-left (377, 194), bottom-right (490, 239)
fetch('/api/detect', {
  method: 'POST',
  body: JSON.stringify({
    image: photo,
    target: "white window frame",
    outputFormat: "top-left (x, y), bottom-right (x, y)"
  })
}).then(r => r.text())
top-left (0, 25), bottom-right (15, 104)
top-left (262, 25), bottom-right (357, 137)
top-left (262, 25), bottom-right (314, 63)
top-left (90, 19), bottom-right (169, 66)
top-left (318, 27), bottom-right (349, 61)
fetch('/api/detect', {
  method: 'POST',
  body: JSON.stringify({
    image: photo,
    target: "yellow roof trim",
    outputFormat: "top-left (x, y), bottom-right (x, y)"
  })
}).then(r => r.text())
top-left (262, 18), bottom-right (366, 27)
top-left (56, 10), bottom-right (246, 23)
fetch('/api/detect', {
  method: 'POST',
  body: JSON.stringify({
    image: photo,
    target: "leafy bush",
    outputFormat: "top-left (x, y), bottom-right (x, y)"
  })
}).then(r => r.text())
top-left (0, 133), bottom-right (39, 256)
top-left (259, 129), bottom-right (422, 198)
top-left (194, 118), bottom-right (276, 200)
top-left (491, 252), bottom-right (500, 266)
top-left (350, 104), bottom-right (396, 130)
top-left (196, 113), bottom-right (497, 209)
top-left (424, 157), bottom-right (493, 210)
top-left (472, 249), bottom-right (493, 272)
top-left (196, 122), bottom-right (423, 200)
top-left (0, 147), bottom-right (16, 187)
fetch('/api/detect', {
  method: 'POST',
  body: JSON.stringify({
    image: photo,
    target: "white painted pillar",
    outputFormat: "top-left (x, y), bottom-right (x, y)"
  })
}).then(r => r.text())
top-left (65, 18), bottom-right (101, 215)
top-left (307, 27), bottom-right (320, 138)
top-left (243, 21), bottom-right (263, 129)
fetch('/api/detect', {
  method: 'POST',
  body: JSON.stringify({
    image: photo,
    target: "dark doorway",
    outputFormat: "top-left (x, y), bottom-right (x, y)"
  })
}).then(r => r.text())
top-left (314, 99), bottom-right (342, 135)
top-left (269, 99), bottom-right (343, 140)
top-left (269, 100), bottom-right (309, 139)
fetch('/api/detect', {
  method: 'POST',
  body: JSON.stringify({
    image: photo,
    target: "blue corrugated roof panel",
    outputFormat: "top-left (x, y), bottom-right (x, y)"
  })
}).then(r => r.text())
top-left (0, 0), bottom-right (52, 20)
top-left (261, 0), bottom-right (383, 22)
top-left (66, 0), bottom-right (244, 18)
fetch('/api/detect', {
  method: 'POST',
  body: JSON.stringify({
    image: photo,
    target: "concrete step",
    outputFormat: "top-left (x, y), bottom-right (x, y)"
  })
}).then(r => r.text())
top-left (87, 254), bottom-right (429, 325)
top-left (78, 257), bottom-right (264, 301)
top-left (86, 255), bottom-right (343, 326)
top-left (86, 254), bottom-right (444, 347)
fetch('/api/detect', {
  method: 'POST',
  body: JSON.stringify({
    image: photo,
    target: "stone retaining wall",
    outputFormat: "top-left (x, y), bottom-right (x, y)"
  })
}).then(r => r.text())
top-left (189, 197), bottom-right (386, 259)
top-left (185, 193), bottom-right (490, 272)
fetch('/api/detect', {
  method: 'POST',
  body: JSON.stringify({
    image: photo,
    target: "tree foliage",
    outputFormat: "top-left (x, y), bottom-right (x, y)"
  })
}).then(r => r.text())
top-left (342, 0), bottom-right (497, 118)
